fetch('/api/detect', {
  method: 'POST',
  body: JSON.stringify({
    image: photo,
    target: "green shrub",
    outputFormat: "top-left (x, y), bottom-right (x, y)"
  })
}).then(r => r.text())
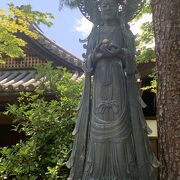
top-left (0, 63), bottom-right (82, 179)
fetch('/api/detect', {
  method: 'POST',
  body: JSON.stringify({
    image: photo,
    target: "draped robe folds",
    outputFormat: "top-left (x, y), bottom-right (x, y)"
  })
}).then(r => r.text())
top-left (67, 24), bottom-right (159, 180)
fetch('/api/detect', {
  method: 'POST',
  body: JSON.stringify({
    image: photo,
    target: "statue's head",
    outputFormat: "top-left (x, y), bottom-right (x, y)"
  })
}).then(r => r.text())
top-left (100, 0), bottom-right (119, 22)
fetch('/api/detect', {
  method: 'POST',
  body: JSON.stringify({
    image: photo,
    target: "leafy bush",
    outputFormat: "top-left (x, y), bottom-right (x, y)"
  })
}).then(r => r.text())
top-left (0, 63), bottom-right (82, 179)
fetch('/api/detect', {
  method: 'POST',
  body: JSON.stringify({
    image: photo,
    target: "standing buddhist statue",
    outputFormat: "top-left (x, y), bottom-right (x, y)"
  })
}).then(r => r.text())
top-left (67, 0), bottom-right (159, 179)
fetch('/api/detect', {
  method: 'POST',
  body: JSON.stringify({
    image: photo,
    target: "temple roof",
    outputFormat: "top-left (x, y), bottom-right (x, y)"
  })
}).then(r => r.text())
top-left (27, 23), bottom-right (83, 72)
top-left (0, 22), bottom-right (85, 94)
top-left (0, 69), bottom-right (83, 93)
top-left (0, 23), bottom-right (83, 73)
top-left (0, 70), bottom-right (38, 92)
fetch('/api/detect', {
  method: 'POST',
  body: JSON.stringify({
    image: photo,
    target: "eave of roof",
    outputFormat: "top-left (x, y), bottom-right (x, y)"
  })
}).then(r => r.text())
top-left (0, 70), bottom-right (38, 92)
top-left (24, 23), bottom-right (84, 73)
top-left (0, 69), bottom-right (83, 94)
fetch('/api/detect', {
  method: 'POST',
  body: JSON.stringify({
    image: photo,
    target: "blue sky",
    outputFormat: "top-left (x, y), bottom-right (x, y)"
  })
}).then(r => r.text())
top-left (0, 0), bottom-right (87, 59)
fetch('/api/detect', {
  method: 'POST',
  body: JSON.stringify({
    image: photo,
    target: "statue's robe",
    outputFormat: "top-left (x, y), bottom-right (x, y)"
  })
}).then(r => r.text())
top-left (67, 24), bottom-right (159, 180)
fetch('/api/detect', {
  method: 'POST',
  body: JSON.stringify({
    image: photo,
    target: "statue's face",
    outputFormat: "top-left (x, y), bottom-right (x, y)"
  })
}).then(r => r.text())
top-left (101, 0), bottom-right (119, 22)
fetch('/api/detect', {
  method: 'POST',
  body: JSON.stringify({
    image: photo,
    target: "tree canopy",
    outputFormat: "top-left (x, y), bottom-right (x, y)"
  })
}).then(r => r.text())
top-left (0, 3), bottom-right (54, 62)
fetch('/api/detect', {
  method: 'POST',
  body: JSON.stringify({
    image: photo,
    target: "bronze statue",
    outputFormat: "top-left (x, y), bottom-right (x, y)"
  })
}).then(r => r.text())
top-left (67, 0), bottom-right (159, 179)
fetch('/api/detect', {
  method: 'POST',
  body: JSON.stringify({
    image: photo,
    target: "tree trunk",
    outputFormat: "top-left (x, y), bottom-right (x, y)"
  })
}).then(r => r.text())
top-left (151, 0), bottom-right (180, 179)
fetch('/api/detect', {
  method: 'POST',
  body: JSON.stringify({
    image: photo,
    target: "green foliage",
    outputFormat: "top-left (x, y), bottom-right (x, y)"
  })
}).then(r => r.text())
top-left (141, 78), bottom-right (157, 93)
top-left (134, 0), bottom-right (151, 20)
top-left (0, 63), bottom-right (83, 179)
top-left (0, 3), bottom-right (54, 60)
top-left (130, 0), bottom-right (156, 92)
top-left (131, 0), bottom-right (155, 64)
top-left (139, 22), bottom-right (154, 44)
top-left (141, 69), bottom-right (157, 93)
top-left (135, 19), bottom-right (155, 64)
top-left (131, 0), bottom-right (157, 92)
top-left (136, 47), bottom-right (155, 63)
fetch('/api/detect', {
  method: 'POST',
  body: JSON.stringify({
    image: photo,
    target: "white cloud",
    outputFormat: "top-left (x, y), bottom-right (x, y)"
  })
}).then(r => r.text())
top-left (74, 17), bottom-right (93, 38)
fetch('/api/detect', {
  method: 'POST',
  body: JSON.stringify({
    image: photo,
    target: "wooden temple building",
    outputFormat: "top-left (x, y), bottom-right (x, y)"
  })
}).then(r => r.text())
top-left (0, 23), bottom-right (158, 163)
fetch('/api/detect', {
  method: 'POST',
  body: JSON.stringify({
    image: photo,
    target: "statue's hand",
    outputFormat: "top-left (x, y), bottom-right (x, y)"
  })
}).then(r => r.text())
top-left (90, 40), bottom-right (127, 65)
top-left (99, 43), bottom-right (121, 57)
top-left (91, 45), bottom-right (120, 64)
